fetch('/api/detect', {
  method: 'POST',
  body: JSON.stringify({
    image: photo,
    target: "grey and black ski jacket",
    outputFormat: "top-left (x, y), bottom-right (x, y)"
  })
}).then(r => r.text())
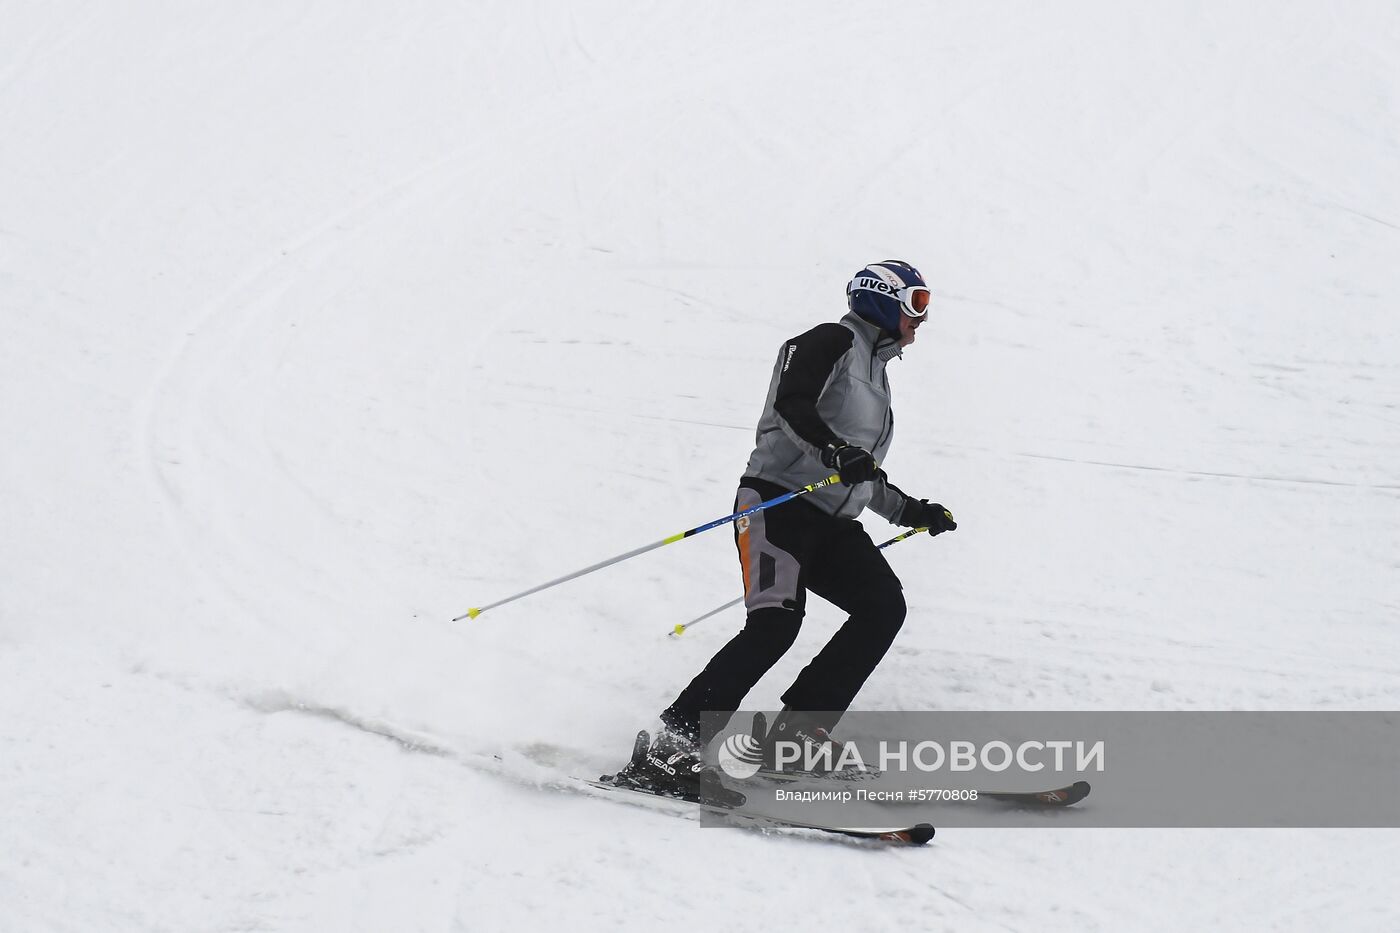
top-left (743, 312), bottom-right (913, 521)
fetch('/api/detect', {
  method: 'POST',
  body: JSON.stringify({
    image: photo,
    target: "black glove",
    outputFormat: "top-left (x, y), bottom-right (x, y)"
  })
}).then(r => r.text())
top-left (821, 443), bottom-right (877, 486)
top-left (899, 498), bottom-right (957, 535)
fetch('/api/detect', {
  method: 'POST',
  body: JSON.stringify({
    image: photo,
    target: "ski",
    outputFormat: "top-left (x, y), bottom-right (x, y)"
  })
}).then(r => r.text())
top-left (588, 776), bottom-right (935, 845)
top-left (747, 765), bottom-right (881, 784)
top-left (979, 780), bottom-right (1092, 807)
top-left (593, 729), bottom-right (934, 845)
top-left (749, 771), bottom-right (1089, 806)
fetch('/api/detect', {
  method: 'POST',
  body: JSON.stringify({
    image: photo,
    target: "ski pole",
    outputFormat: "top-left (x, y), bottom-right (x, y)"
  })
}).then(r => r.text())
top-left (452, 473), bottom-right (844, 622)
top-left (667, 525), bottom-right (930, 637)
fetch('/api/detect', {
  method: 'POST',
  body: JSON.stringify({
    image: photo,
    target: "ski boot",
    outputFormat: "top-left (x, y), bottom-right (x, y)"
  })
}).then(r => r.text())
top-left (756, 710), bottom-right (880, 782)
top-left (601, 729), bottom-right (746, 807)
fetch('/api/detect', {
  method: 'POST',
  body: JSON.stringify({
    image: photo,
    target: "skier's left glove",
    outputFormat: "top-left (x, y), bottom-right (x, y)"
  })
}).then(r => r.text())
top-left (898, 499), bottom-right (957, 535)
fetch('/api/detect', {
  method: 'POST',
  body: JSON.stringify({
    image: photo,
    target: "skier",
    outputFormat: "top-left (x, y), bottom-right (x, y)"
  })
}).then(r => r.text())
top-left (614, 260), bottom-right (957, 797)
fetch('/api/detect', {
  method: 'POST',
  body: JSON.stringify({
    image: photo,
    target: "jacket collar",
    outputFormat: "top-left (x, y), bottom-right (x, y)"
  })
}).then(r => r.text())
top-left (876, 341), bottom-right (903, 362)
top-left (842, 312), bottom-right (903, 361)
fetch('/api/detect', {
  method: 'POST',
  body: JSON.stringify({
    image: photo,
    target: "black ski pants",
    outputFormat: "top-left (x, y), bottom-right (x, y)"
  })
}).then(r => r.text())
top-left (662, 477), bottom-right (906, 744)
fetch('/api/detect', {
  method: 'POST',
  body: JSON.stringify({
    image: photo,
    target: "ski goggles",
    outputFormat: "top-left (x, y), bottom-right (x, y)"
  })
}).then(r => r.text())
top-left (848, 276), bottom-right (932, 318)
top-left (897, 285), bottom-right (931, 318)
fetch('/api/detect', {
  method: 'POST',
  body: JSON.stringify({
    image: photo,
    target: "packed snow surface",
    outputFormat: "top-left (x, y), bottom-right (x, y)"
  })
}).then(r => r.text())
top-left (3, 2), bottom-right (1398, 930)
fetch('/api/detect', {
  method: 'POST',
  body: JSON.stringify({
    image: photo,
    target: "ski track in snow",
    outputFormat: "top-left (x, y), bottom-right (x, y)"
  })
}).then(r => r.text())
top-left (3, 2), bottom-right (1400, 930)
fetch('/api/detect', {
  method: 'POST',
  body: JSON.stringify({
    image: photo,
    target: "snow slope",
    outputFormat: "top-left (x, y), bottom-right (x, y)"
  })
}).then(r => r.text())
top-left (3, 2), bottom-right (1399, 929)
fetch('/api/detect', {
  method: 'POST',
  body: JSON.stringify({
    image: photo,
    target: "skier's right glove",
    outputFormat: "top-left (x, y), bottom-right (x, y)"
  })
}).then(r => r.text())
top-left (899, 499), bottom-right (957, 535)
top-left (821, 443), bottom-right (877, 486)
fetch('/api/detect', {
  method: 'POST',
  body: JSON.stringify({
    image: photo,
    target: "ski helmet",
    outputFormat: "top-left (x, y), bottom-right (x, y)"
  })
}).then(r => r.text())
top-left (845, 260), bottom-right (929, 335)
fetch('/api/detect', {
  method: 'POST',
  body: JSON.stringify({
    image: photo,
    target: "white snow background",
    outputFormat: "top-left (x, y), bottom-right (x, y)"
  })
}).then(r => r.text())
top-left (3, 2), bottom-right (1399, 930)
